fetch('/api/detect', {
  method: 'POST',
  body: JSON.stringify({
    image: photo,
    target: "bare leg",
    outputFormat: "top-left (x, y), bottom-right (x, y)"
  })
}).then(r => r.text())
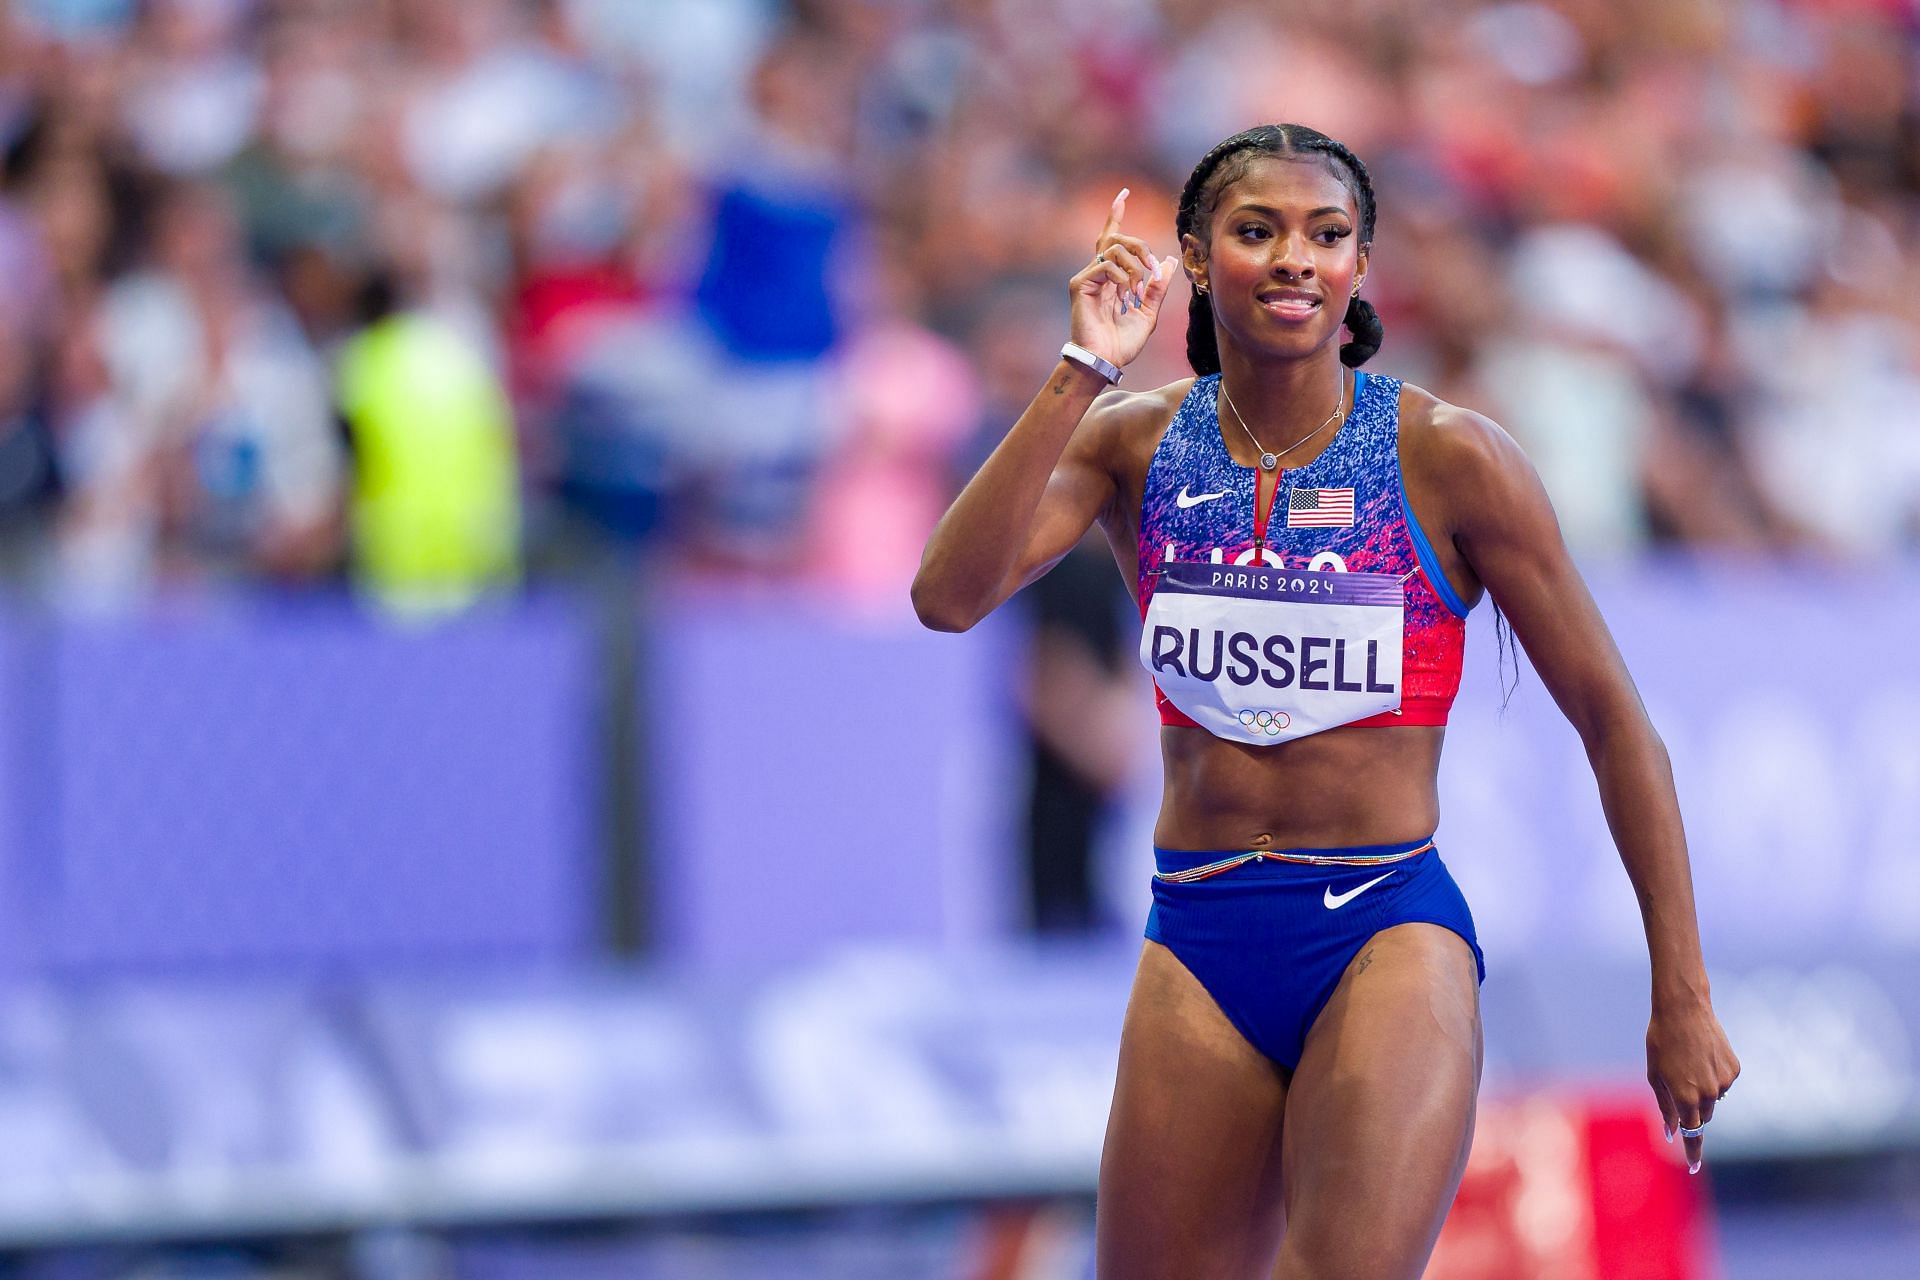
top-left (1096, 940), bottom-right (1292, 1280)
top-left (1273, 922), bottom-right (1484, 1279)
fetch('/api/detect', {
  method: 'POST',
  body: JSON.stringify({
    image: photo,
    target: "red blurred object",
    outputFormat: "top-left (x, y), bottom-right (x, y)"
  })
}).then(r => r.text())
top-left (1429, 1092), bottom-right (1718, 1280)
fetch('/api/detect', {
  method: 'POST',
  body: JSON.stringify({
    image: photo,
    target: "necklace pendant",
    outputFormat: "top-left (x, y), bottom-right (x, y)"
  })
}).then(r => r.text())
top-left (1259, 452), bottom-right (1278, 472)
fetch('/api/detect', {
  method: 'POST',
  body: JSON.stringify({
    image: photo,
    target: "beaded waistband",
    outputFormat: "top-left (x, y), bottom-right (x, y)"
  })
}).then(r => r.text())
top-left (1153, 839), bottom-right (1434, 883)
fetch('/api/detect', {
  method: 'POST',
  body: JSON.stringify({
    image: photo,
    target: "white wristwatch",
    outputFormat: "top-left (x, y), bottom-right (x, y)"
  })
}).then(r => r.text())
top-left (1061, 341), bottom-right (1123, 384)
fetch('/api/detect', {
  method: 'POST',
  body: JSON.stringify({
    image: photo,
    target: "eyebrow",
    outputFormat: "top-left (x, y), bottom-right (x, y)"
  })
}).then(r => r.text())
top-left (1227, 202), bottom-right (1352, 221)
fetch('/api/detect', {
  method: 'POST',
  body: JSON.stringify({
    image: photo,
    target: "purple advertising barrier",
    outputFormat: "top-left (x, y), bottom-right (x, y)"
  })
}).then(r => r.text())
top-left (651, 563), bottom-right (1920, 977)
top-left (1074, 560), bottom-right (1920, 1153)
top-left (1089, 561), bottom-right (1920, 966)
top-left (646, 587), bottom-right (1024, 973)
top-left (1434, 562), bottom-right (1920, 965)
top-left (639, 564), bottom-right (1920, 1170)
top-left (0, 604), bottom-right (32, 979)
top-left (32, 596), bottom-right (597, 972)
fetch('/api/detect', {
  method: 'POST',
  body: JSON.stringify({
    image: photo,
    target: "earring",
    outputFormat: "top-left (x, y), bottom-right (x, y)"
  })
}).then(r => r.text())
top-left (1195, 282), bottom-right (1209, 296)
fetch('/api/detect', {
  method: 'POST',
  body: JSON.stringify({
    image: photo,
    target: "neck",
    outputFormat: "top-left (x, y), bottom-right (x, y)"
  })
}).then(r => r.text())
top-left (1215, 343), bottom-right (1348, 448)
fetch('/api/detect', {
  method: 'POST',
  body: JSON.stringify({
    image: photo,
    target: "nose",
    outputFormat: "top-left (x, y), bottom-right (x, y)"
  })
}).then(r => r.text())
top-left (1271, 231), bottom-right (1315, 280)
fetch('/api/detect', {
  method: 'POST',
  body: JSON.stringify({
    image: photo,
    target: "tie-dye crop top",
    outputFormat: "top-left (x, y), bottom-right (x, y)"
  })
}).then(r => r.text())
top-left (1135, 371), bottom-right (1471, 731)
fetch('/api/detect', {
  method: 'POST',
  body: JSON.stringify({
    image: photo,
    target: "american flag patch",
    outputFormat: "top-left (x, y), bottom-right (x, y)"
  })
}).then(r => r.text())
top-left (1287, 487), bottom-right (1355, 528)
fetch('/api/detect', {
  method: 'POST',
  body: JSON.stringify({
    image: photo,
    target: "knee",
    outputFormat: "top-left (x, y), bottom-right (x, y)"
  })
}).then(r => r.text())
top-left (1273, 1233), bottom-right (1434, 1280)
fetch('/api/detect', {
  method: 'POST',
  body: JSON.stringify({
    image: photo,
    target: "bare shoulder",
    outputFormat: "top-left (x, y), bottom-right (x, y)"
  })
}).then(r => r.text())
top-left (1076, 376), bottom-right (1195, 468)
top-left (1396, 380), bottom-right (1555, 551)
top-left (1083, 376), bottom-right (1194, 438)
top-left (1395, 380), bottom-right (1531, 492)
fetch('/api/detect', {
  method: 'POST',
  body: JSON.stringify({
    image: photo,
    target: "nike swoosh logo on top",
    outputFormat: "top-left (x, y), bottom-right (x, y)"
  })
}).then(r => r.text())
top-left (1176, 486), bottom-right (1226, 508)
top-left (1324, 871), bottom-right (1396, 910)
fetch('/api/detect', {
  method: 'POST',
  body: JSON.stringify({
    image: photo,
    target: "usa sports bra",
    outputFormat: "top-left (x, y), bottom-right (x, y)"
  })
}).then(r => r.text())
top-left (1135, 371), bottom-right (1470, 740)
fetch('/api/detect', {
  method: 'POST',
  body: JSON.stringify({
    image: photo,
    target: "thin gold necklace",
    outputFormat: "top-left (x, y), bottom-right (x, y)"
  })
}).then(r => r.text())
top-left (1219, 373), bottom-right (1347, 472)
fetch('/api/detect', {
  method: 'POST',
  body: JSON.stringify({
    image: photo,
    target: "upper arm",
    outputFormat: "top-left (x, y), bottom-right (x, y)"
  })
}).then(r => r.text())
top-left (994, 388), bottom-right (1142, 607)
top-left (1434, 405), bottom-right (1649, 742)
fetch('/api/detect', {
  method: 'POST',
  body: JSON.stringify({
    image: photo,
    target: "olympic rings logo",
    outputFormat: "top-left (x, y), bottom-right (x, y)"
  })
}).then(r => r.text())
top-left (1237, 709), bottom-right (1292, 736)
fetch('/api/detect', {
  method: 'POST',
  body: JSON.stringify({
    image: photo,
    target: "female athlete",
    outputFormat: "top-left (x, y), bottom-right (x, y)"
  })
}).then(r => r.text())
top-left (911, 124), bottom-right (1740, 1278)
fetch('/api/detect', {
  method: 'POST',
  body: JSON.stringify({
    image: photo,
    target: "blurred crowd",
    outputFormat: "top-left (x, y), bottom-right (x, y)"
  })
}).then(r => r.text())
top-left (1, 0), bottom-right (1917, 610)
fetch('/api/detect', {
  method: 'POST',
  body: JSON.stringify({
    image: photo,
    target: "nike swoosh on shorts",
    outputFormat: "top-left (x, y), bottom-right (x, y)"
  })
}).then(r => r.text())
top-left (1324, 870), bottom-right (1396, 910)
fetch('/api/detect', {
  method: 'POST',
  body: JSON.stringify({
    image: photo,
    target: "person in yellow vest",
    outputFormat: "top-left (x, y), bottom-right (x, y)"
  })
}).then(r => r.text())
top-left (336, 276), bottom-right (520, 616)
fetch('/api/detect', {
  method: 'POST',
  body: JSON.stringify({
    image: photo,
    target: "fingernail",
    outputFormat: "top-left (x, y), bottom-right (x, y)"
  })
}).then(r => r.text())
top-left (1664, 1125), bottom-right (1674, 1143)
top-left (1119, 187), bottom-right (1130, 200)
top-left (1688, 1159), bottom-right (1701, 1175)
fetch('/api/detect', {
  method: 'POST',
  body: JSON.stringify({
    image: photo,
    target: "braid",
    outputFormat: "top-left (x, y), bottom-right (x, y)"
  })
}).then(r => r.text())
top-left (1175, 128), bottom-right (1280, 377)
top-left (1341, 297), bottom-right (1383, 367)
top-left (1175, 123), bottom-right (1384, 372)
top-left (1184, 286), bottom-right (1220, 376)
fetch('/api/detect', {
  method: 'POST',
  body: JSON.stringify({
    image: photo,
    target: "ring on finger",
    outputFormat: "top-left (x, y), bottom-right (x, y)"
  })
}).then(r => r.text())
top-left (1678, 1121), bottom-right (1707, 1138)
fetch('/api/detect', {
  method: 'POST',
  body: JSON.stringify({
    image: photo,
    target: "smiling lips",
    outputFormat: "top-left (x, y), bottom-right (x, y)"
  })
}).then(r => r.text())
top-left (1257, 287), bottom-right (1322, 321)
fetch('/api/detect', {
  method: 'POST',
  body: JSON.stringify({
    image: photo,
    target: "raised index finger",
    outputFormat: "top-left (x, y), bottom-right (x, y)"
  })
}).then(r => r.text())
top-left (1099, 187), bottom-right (1130, 243)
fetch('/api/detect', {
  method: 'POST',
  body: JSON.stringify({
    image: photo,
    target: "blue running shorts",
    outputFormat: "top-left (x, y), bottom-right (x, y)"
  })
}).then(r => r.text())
top-left (1145, 837), bottom-right (1486, 1072)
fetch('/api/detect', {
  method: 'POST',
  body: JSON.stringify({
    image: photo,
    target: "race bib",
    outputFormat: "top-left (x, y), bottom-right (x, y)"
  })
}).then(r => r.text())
top-left (1139, 563), bottom-right (1404, 745)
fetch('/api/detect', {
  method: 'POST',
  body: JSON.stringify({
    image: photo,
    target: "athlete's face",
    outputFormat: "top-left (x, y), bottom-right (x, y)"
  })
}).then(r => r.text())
top-left (1182, 155), bottom-right (1369, 362)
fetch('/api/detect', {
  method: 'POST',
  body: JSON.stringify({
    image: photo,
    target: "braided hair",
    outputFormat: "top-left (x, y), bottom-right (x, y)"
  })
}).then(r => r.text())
top-left (1175, 124), bottom-right (1383, 375)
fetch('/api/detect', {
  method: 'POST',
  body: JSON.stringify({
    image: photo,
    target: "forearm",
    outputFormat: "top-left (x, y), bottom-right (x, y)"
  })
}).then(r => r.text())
top-left (912, 359), bottom-right (1109, 630)
top-left (1583, 715), bottom-right (1710, 1006)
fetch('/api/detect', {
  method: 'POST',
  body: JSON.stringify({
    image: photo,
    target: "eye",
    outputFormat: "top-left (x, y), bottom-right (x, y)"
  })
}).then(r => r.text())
top-left (1314, 226), bottom-right (1353, 244)
top-left (1237, 223), bottom-right (1271, 240)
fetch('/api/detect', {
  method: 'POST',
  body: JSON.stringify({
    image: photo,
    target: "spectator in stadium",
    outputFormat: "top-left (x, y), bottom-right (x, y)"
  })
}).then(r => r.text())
top-left (61, 180), bottom-right (342, 594)
top-left (336, 271), bottom-right (521, 615)
top-left (0, 0), bottom-right (1915, 593)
